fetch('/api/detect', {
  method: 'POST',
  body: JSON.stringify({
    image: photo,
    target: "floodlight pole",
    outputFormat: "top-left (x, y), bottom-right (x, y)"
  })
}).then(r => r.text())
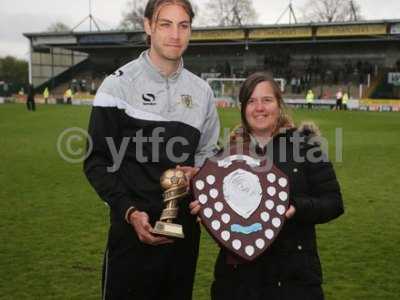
top-left (276, 0), bottom-right (298, 24)
top-left (349, 0), bottom-right (358, 21)
top-left (89, 0), bottom-right (92, 31)
top-left (71, 0), bottom-right (101, 32)
top-left (28, 42), bottom-right (32, 85)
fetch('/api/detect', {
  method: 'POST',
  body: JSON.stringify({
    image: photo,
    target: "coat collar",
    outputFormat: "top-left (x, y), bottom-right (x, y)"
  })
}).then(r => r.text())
top-left (139, 50), bottom-right (184, 84)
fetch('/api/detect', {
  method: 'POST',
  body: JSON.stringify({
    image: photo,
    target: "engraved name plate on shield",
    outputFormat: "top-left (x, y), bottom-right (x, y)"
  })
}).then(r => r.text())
top-left (192, 144), bottom-right (289, 261)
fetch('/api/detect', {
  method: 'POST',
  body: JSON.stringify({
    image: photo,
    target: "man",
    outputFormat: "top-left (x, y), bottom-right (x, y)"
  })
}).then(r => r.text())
top-left (83, 1), bottom-right (220, 299)
top-left (26, 84), bottom-right (36, 111)
top-left (43, 87), bottom-right (49, 104)
top-left (305, 89), bottom-right (314, 110)
top-left (342, 91), bottom-right (349, 110)
top-left (335, 88), bottom-right (343, 111)
top-left (64, 87), bottom-right (73, 104)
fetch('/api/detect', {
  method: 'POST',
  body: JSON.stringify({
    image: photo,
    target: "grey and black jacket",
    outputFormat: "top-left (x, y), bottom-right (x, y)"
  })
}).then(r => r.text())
top-left (84, 51), bottom-right (220, 225)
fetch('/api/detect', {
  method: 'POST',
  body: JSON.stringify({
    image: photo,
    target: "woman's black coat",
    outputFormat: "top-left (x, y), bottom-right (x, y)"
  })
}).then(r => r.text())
top-left (211, 126), bottom-right (344, 300)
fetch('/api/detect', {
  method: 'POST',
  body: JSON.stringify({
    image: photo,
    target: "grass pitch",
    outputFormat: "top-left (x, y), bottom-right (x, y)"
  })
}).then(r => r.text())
top-left (0, 104), bottom-right (399, 299)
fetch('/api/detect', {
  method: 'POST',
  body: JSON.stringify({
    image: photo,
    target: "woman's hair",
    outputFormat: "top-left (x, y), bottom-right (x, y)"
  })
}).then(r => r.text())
top-left (232, 72), bottom-right (293, 142)
top-left (144, 0), bottom-right (195, 44)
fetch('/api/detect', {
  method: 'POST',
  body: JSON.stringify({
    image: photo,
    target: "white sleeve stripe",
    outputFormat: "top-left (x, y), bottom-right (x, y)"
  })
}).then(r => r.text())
top-left (93, 92), bottom-right (168, 122)
top-left (93, 92), bottom-right (119, 107)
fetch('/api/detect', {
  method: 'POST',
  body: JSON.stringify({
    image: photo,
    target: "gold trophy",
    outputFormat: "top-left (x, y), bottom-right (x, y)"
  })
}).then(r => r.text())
top-left (151, 168), bottom-right (188, 238)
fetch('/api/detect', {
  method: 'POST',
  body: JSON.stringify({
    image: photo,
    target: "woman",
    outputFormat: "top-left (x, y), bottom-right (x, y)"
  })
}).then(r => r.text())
top-left (190, 72), bottom-right (344, 300)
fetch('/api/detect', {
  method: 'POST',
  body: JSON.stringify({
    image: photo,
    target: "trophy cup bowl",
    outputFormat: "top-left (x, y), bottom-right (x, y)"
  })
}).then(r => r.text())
top-left (151, 169), bottom-right (188, 238)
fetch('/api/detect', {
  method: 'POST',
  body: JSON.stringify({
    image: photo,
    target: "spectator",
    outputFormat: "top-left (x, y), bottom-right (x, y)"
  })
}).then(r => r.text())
top-left (290, 77), bottom-right (297, 93)
top-left (64, 88), bottom-right (73, 104)
top-left (306, 89), bottom-right (315, 110)
top-left (335, 89), bottom-right (343, 111)
top-left (342, 92), bottom-right (349, 111)
top-left (43, 87), bottom-right (49, 104)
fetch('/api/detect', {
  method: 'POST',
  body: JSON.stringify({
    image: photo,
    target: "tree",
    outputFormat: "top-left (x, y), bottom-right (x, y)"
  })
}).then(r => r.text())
top-left (0, 56), bottom-right (28, 87)
top-left (47, 22), bottom-right (71, 32)
top-left (348, 0), bottom-right (362, 21)
top-left (302, 0), bottom-right (363, 23)
top-left (119, 0), bottom-right (146, 30)
top-left (205, 0), bottom-right (257, 27)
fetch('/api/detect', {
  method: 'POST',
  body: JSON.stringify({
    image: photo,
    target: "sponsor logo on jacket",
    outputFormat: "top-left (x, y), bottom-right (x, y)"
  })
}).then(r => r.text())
top-left (111, 70), bottom-right (124, 77)
top-left (142, 93), bottom-right (156, 105)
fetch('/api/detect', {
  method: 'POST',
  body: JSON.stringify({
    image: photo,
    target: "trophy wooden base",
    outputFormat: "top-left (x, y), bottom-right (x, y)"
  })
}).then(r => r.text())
top-left (152, 221), bottom-right (185, 239)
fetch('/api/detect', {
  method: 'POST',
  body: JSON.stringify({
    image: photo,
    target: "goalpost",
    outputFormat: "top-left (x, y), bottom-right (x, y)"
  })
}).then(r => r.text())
top-left (206, 77), bottom-right (286, 107)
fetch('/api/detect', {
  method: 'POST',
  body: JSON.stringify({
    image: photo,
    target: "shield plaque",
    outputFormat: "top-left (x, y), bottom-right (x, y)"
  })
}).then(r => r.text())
top-left (192, 144), bottom-right (289, 261)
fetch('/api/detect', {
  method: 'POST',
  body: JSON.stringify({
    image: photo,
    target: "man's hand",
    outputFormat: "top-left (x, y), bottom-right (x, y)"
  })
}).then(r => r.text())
top-left (189, 200), bottom-right (201, 215)
top-left (176, 165), bottom-right (199, 182)
top-left (285, 205), bottom-right (296, 219)
top-left (129, 210), bottom-right (174, 246)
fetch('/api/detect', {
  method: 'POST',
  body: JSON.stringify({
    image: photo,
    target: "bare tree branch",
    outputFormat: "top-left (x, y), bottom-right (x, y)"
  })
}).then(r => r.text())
top-left (205, 0), bottom-right (257, 27)
top-left (119, 0), bottom-right (146, 30)
top-left (47, 22), bottom-right (71, 32)
top-left (302, 0), bottom-right (363, 23)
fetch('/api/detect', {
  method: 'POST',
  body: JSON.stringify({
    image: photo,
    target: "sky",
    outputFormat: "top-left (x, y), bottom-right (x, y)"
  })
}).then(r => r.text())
top-left (0, 0), bottom-right (399, 60)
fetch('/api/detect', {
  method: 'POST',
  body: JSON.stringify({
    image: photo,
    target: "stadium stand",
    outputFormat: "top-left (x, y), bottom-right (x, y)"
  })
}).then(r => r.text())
top-left (22, 20), bottom-right (400, 110)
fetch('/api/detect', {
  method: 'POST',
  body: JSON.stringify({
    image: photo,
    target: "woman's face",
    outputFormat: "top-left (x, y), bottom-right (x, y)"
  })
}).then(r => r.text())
top-left (245, 81), bottom-right (280, 137)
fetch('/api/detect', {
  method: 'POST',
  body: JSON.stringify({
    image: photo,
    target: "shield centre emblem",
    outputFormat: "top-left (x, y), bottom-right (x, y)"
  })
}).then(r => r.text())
top-left (223, 169), bottom-right (261, 219)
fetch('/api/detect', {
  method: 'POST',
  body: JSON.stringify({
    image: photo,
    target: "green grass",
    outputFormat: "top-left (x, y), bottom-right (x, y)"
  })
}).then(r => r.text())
top-left (0, 104), bottom-right (399, 299)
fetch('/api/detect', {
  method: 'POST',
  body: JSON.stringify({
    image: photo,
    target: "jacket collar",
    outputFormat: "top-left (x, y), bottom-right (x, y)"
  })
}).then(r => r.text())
top-left (249, 127), bottom-right (294, 147)
top-left (139, 50), bottom-right (184, 84)
top-left (249, 127), bottom-right (296, 154)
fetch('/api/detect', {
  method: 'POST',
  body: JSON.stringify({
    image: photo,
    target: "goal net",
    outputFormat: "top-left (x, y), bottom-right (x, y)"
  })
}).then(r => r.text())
top-left (206, 77), bottom-right (286, 108)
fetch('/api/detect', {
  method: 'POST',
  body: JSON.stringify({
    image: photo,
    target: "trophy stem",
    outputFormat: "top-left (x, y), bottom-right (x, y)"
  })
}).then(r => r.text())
top-left (151, 169), bottom-right (188, 239)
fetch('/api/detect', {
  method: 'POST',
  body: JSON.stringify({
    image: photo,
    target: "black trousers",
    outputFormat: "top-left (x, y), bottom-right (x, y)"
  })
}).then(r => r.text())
top-left (211, 251), bottom-right (324, 300)
top-left (212, 279), bottom-right (324, 300)
top-left (335, 99), bottom-right (342, 110)
top-left (102, 221), bottom-right (200, 300)
top-left (27, 100), bottom-right (36, 111)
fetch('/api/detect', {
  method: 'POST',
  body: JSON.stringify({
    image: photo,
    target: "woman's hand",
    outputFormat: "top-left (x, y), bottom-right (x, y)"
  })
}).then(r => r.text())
top-left (285, 205), bottom-right (296, 219)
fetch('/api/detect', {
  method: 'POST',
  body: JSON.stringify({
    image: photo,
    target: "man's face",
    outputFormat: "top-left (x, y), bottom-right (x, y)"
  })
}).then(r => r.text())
top-left (144, 4), bottom-right (191, 63)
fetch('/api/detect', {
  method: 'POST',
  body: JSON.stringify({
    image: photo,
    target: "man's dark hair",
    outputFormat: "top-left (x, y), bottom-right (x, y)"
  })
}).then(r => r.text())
top-left (145, 0), bottom-right (195, 23)
top-left (144, 0), bottom-right (195, 44)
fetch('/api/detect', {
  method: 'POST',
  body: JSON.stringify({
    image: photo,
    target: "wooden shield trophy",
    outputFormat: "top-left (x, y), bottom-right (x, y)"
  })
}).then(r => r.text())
top-left (192, 143), bottom-right (289, 261)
